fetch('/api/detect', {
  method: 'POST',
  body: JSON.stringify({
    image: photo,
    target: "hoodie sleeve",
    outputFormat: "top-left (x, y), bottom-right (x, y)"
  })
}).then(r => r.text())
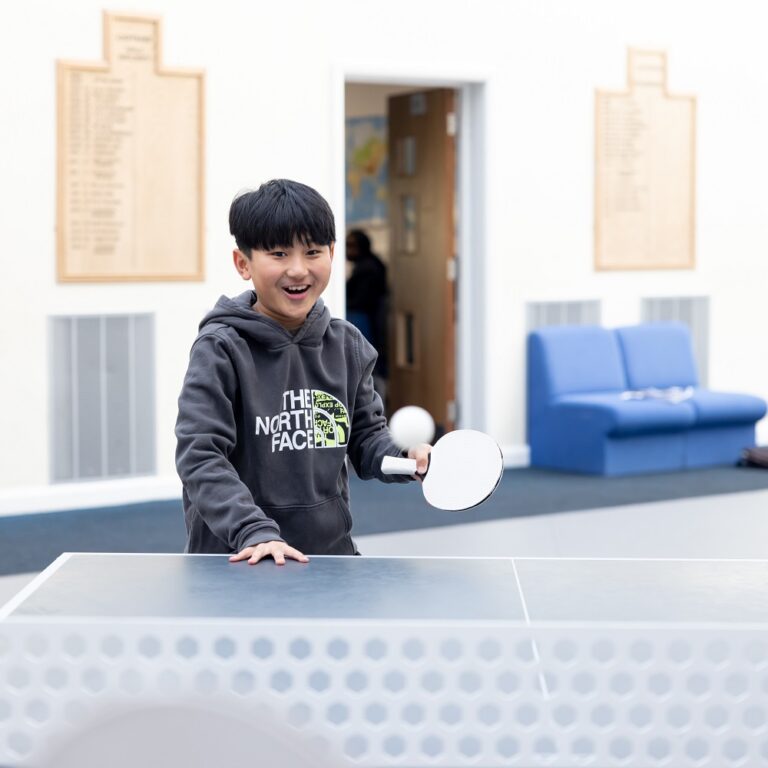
top-left (347, 333), bottom-right (413, 483)
top-left (175, 331), bottom-right (284, 551)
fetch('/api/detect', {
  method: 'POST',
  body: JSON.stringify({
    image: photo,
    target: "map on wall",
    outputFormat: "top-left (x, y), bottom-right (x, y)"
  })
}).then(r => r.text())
top-left (345, 116), bottom-right (388, 227)
top-left (57, 13), bottom-right (205, 281)
top-left (595, 49), bottom-right (696, 270)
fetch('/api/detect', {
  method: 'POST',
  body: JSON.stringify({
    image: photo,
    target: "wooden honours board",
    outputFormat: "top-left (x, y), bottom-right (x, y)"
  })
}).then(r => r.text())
top-left (595, 50), bottom-right (696, 270)
top-left (57, 13), bottom-right (205, 282)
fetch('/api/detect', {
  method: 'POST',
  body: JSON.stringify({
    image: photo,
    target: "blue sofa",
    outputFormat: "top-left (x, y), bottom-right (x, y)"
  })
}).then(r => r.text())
top-left (527, 323), bottom-right (766, 475)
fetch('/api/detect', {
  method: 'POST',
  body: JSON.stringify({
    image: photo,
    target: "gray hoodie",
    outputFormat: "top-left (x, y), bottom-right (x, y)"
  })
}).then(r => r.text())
top-left (175, 290), bottom-right (407, 555)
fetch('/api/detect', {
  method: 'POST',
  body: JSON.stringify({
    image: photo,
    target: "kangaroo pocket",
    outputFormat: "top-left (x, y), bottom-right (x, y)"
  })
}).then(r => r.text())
top-left (262, 495), bottom-right (354, 555)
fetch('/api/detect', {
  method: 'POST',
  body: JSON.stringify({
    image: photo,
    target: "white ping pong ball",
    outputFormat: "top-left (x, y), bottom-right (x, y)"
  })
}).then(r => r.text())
top-left (389, 406), bottom-right (436, 450)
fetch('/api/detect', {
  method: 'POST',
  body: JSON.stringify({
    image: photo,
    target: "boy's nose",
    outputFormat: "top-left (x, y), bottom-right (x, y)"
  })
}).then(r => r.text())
top-left (285, 256), bottom-right (309, 278)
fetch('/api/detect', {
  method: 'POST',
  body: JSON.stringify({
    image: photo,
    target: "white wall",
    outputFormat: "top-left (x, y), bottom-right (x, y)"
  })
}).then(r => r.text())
top-left (2, 0), bottom-right (768, 507)
top-left (479, 1), bottom-right (768, 448)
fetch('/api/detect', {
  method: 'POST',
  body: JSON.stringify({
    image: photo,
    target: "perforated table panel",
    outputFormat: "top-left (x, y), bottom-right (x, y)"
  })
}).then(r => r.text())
top-left (1, 554), bottom-right (767, 766)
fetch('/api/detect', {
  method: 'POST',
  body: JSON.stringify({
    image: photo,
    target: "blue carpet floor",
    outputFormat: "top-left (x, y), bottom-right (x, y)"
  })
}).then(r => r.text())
top-left (2, 466), bottom-right (768, 575)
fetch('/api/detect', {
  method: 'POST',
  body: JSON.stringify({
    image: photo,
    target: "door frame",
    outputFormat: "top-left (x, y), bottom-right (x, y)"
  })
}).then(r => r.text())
top-left (330, 63), bottom-right (490, 432)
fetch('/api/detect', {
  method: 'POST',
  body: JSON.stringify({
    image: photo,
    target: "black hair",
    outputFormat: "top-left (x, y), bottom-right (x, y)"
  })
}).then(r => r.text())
top-left (229, 179), bottom-right (336, 255)
top-left (346, 229), bottom-right (373, 257)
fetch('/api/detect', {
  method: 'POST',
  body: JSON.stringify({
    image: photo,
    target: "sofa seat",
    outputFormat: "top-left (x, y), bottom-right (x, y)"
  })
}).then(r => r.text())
top-left (554, 393), bottom-right (696, 436)
top-left (687, 390), bottom-right (767, 427)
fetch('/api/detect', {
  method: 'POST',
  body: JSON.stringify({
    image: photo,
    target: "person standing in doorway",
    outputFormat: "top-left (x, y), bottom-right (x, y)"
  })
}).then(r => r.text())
top-left (345, 229), bottom-right (389, 395)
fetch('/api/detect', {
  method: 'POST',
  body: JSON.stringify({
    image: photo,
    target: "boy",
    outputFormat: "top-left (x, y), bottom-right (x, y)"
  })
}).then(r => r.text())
top-left (175, 179), bottom-right (430, 565)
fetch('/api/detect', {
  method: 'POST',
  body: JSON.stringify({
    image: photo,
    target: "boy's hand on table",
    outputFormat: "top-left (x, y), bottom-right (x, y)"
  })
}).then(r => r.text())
top-left (407, 443), bottom-right (432, 478)
top-left (229, 541), bottom-right (309, 566)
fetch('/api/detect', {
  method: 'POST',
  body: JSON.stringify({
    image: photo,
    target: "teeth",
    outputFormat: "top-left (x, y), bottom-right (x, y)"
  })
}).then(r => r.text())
top-left (284, 285), bottom-right (309, 293)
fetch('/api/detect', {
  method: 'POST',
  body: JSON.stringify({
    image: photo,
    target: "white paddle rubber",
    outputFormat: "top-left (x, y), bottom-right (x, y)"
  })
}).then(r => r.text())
top-left (381, 429), bottom-right (504, 511)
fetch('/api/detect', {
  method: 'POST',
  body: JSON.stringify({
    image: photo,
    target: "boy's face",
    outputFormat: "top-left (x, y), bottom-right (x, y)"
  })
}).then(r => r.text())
top-left (233, 239), bottom-right (334, 330)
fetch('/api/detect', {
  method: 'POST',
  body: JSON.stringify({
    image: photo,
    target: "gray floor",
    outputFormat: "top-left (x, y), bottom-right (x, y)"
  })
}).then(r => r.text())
top-left (0, 571), bottom-right (37, 606)
top-left (356, 488), bottom-right (768, 559)
top-left (2, 488), bottom-right (767, 609)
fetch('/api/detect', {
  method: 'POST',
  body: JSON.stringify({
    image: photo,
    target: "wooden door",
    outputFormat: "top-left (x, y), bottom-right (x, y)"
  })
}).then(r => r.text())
top-left (387, 89), bottom-right (457, 434)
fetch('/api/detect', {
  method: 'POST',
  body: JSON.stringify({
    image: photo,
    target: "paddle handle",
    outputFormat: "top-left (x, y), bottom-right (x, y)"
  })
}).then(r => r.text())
top-left (381, 456), bottom-right (417, 475)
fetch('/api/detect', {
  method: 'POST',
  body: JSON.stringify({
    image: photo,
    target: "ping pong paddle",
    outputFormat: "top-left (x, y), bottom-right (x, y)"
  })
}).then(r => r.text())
top-left (381, 429), bottom-right (504, 511)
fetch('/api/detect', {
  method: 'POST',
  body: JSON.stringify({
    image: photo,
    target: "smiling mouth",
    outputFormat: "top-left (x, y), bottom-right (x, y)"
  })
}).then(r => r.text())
top-left (282, 285), bottom-right (311, 298)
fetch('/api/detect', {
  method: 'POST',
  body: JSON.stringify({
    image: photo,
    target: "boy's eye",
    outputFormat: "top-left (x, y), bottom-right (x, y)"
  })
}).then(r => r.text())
top-left (307, 249), bottom-right (321, 256)
top-left (270, 251), bottom-right (287, 258)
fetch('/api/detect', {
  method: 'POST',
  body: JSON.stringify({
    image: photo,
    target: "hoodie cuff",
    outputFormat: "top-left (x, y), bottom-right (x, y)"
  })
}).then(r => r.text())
top-left (238, 526), bottom-right (285, 552)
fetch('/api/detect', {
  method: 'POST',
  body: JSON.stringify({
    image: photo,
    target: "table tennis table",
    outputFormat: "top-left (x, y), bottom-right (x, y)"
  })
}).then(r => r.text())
top-left (1, 553), bottom-right (767, 766)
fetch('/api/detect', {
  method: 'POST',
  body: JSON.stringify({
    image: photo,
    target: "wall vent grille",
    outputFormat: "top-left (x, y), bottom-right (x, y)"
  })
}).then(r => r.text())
top-left (50, 314), bottom-right (156, 482)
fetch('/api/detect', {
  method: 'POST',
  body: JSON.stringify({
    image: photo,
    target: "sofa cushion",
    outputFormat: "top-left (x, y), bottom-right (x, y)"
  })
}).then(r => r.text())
top-left (688, 390), bottom-right (768, 427)
top-left (554, 393), bottom-right (696, 436)
top-left (616, 323), bottom-right (699, 389)
top-left (529, 325), bottom-right (626, 397)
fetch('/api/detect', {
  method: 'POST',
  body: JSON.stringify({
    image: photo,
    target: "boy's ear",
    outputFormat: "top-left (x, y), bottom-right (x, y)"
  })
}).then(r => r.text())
top-left (329, 242), bottom-right (335, 261)
top-left (233, 249), bottom-right (251, 280)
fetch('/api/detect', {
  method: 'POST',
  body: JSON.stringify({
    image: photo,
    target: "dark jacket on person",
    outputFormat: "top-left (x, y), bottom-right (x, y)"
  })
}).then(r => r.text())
top-left (175, 291), bottom-right (407, 556)
top-left (346, 252), bottom-right (387, 318)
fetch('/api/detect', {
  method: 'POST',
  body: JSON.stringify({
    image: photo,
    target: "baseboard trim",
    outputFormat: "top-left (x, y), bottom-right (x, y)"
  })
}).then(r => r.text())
top-left (0, 475), bottom-right (183, 517)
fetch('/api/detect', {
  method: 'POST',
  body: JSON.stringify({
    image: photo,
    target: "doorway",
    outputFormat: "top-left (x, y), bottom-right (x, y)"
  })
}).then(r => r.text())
top-left (343, 82), bottom-right (459, 435)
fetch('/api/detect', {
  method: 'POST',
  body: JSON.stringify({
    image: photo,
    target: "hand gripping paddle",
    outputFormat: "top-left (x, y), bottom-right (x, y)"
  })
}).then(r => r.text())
top-left (381, 429), bottom-right (504, 511)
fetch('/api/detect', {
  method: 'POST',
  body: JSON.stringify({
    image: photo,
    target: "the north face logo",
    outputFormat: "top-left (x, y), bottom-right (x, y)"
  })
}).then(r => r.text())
top-left (255, 388), bottom-right (350, 452)
top-left (312, 390), bottom-right (350, 447)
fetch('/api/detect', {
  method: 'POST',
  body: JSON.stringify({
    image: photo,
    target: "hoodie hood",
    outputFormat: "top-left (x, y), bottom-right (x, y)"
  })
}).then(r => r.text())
top-left (199, 290), bottom-right (331, 349)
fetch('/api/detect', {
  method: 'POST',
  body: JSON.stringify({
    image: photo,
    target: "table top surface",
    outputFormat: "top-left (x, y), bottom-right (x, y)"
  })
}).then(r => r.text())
top-left (3, 553), bottom-right (768, 625)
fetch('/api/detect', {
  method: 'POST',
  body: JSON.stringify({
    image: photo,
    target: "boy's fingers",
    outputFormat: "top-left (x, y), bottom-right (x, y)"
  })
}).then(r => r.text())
top-left (274, 552), bottom-right (286, 565)
top-left (286, 547), bottom-right (310, 563)
top-left (248, 544), bottom-right (267, 565)
top-left (407, 444), bottom-right (432, 476)
top-left (229, 548), bottom-right (254, 562)
top-left (233, 543), bottom-right (308, 566)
